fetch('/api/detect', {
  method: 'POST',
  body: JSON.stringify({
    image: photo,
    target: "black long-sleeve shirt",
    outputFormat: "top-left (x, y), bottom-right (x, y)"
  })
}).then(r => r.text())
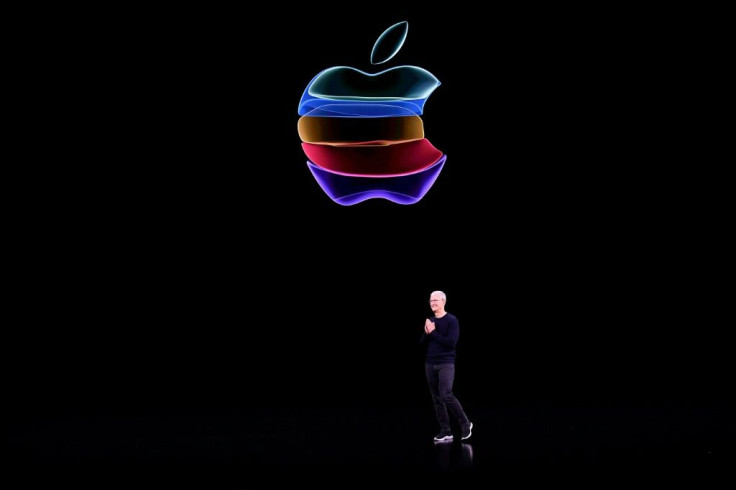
top-left (421, 313), bottom-right (460, 365)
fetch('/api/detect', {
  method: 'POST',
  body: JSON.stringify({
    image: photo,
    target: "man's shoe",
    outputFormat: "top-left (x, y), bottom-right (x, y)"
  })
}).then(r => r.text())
top-left (461, 422), bottom-right (473, 440)
top-left (433, 431), bottom-right (453, 443)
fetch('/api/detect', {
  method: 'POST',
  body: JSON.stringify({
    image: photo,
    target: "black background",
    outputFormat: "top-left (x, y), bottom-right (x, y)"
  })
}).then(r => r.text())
top-left (8, 5), bottom-right (731, 468)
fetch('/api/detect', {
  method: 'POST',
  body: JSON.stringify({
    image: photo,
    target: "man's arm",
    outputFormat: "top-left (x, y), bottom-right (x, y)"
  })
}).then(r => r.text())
top-left (428, 317), bottom-right (459, 348)
top-left (420, 318), bottom-right (432, 343)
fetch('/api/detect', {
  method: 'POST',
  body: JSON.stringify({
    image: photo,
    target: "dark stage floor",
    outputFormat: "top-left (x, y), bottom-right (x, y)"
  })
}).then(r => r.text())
top-left (7, 403), bottom-right (734, 485)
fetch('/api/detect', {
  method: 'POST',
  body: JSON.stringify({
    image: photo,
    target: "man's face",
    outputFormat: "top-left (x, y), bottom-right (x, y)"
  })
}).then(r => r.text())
top-left (429, 295), bottom-right (445, 312)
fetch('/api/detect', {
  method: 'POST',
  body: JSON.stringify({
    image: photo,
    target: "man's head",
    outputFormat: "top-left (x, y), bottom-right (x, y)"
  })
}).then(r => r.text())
top-left (429, 290), bottom-right (447, 315)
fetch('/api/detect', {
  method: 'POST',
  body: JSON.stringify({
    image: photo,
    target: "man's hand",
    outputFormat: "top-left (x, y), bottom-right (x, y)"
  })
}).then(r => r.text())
top-left (424, 318), bottom-right (435, 334)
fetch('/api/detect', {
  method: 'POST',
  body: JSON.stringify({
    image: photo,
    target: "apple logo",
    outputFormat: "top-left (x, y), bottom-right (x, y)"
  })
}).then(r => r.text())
top-left (298, 21), bottom-right (446, 205)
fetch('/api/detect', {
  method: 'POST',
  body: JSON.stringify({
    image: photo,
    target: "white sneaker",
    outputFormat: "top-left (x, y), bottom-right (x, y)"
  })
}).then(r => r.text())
top-left (461, 422), bottom-right (473, 440)
top-left (433, 431), bottom-right (453, 443)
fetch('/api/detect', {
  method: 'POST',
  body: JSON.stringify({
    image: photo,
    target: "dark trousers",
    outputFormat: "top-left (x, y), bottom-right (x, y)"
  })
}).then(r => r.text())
top-left (425, 363), bottom-right (470, 432)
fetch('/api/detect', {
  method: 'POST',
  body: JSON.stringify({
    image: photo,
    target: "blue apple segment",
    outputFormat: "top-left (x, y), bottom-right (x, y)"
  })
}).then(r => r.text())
top-left (309, 66), bottom-right (439, 99)
top-left (306, 155), bottom-right (446, 206)
top-left (298, 66), bottom-right (439, 117)
top-left (300, 101), bottom-right (425, 118)
top-left (371, 21), bottom-right (408, 65)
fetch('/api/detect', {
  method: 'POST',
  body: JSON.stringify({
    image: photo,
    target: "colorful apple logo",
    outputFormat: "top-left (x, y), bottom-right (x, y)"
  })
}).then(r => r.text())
top-left (298, 21), bottom-right (446, 205)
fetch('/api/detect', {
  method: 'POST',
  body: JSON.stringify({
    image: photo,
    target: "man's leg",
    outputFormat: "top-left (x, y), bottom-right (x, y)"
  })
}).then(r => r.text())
top-left (437, 363), bottom-right (470, 431)
top-left (425, 363), bottom-right (450, 433)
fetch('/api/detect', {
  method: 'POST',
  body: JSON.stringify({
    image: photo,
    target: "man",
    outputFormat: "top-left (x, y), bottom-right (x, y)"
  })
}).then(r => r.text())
top-left (421, 290), bottom-right (473, 443)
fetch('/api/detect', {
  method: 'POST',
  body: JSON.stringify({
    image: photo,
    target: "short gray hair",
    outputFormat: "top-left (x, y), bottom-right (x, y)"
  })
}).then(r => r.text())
top-left (430, 290), bottom-right (446, 301)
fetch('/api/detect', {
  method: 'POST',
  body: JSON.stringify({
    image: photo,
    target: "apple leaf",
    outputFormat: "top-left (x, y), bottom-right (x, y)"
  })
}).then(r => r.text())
top-left (370, 21), bottom-right (408, 65)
